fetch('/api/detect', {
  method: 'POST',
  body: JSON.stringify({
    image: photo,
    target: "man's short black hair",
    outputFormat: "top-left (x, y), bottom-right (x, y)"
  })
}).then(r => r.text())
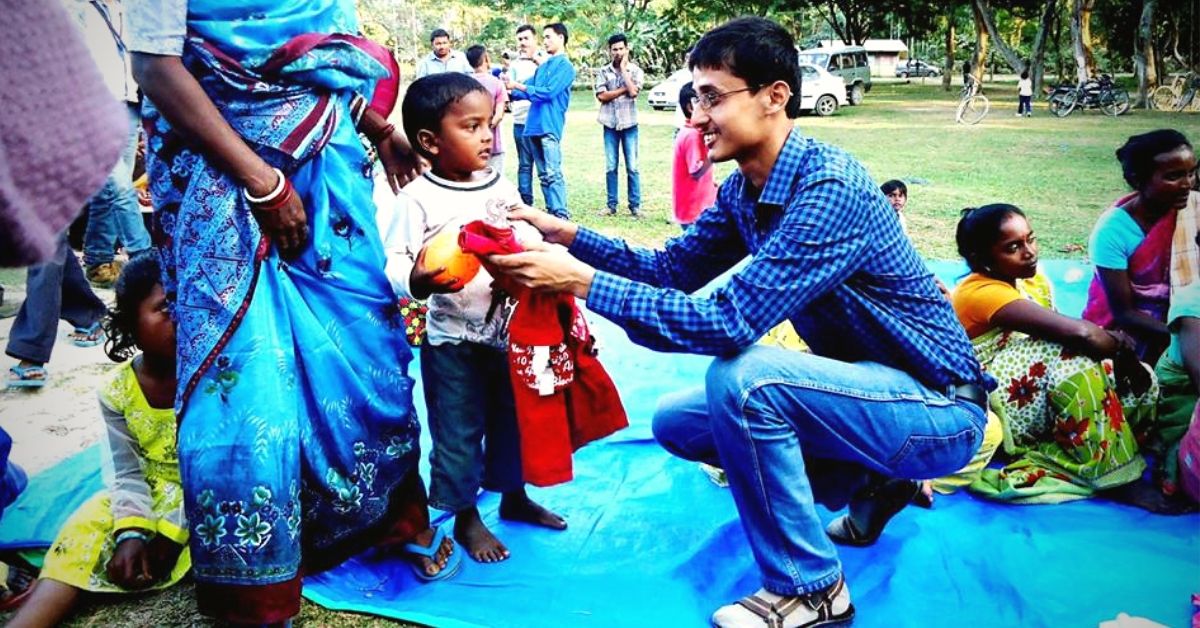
top-left (465, 44), bottom-right (487, 69)
top-left (544, 23), bottom-right (569, 45)
top-left (430, 28), bottom-right (449, 42)
top-left (516, 24), bottom-right (535, 37)
top-left (401, 73), bottom-right (489, 159)
top-left (689, 17), bottom-right (802, 118)
top-left (678, 81), bottom-right (696, 119)
top-left (607, 33), bottom-right (627, 48)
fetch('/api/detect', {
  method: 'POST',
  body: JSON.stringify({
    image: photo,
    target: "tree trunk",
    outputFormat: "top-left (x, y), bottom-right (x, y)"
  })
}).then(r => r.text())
top-left (1028, 0), bottom-right (1058, 94)
top-left (1134, 0), bottom-right (1157, 107)
top-left (971, 1), bottom-right (989, 85)
top-left (943, 13), bottom-right (956, 91)
top-left (1070, 0), bottom-right (1096, 83)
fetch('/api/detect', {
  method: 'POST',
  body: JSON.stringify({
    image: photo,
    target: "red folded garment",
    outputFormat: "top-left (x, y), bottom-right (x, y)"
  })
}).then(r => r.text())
top-left (460, 220), bottom-right (628, 486)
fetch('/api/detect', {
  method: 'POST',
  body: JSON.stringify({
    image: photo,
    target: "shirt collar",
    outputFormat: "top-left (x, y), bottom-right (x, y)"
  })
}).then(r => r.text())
top-left (756, 128), bottom-right (806, 207)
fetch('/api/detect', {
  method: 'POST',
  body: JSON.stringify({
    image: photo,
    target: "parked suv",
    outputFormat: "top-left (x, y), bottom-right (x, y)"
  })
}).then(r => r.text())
top-left (798, 46), bottom-right (871, 105)
top-left (895, 60), bottom-right (941, 78)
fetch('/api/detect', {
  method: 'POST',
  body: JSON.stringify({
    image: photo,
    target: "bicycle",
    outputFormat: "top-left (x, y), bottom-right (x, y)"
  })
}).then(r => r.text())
top-left (955, 76), bottom-right (990, 125)
top-left (1047, 74), bottom-right (1130, 117)
top-left (1151, 72), bottom-right (1200, 112)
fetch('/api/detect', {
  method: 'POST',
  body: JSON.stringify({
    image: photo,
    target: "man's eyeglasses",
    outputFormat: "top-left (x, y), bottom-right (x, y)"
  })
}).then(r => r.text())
top-left (690, 86), bottom-right (759, 112)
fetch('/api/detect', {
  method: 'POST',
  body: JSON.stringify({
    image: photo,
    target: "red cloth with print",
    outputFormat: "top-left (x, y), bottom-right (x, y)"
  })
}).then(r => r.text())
top-left (460, 221), bottom-right (628, 486)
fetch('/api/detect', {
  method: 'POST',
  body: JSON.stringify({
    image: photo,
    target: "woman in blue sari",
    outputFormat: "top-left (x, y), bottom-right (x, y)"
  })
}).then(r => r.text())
top-left (127, 1), bottom-right (456, 622)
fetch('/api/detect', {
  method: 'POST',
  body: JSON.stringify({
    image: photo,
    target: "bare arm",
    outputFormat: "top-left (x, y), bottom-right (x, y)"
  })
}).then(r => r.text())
top-left (1095, 267), bottom-right (1172, 338)
top-left (990, 298), bottom-right (1122, 361)
top-left (595, 86), bottom-right (628, 103)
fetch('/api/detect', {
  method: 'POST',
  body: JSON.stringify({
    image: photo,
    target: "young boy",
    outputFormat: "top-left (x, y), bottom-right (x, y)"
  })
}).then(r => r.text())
top-left (380, 72), bottom-right (566, 564)
top-left (466, 44), bottom-right (508, 175)
top-left (490, 17), bottom-right (987, 626)
top-left (671, 81), bottom-right (717, 227)
top-left (880, 179), bottom-right (908, 234)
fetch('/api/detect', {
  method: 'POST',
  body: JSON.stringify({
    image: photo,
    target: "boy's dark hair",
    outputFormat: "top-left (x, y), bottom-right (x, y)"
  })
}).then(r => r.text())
top-left (1116, 129), bottom-right (1192, 190)
top-left (679, 81), bottom-right (696, 119)
top-left (1020, 69), bottom-right (1029, 79)
top-left (607, 33), bottom-right (627, 48)
top-left (402, 73), bottom-right (490, 159)
top-left (103, 250), bottom-right (161, 362)
top-left (955, 203), bottom-right (1027, 274)
top-left (430, 28), bottom-right (449, 42)
top-left (544, 23), bottom-right (569, 45)
top-left (466, 44), bottom-right (487, 69)
top-left (880, 179), bottom-right (907, 196)
top-left (516, 24), bottom-right (535, 37)
top-left (689, 17), bottom-right (802, 118)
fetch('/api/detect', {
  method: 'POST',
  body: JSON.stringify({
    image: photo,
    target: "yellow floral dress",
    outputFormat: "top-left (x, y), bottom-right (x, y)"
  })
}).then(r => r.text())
top-left (40, 361), bottom-right (190, 591)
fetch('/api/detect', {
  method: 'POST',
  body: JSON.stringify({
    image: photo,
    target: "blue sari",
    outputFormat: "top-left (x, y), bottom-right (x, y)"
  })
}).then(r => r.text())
top-left (141, 1), bottom-right (420, 621)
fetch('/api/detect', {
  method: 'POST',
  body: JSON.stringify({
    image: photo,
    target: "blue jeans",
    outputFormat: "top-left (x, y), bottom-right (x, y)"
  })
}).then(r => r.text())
top-left (652, 346), bottom-right (985, 596)
top-left (513, 123), bottom-right (536, 206)
top-left (6, 234), bottom-right (107, 364)
top-left (603, 125), bottom-right (641, 213)
top-left (84, 103), bottom-right (151, 267)
top-left (530, 133), bottom-right (568, 219)
top-left (421, 341), bottom-right (524, 512)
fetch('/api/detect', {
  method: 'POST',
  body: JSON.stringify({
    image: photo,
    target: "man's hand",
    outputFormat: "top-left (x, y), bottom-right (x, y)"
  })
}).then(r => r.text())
top-left (106, 536), bottom-right (153, 590)
top-left (377, 127), bottom-right (425, 193)
top-left (487, 242), bottom-right (595, 298)
top-left (507, 204), bottom-right (577, 246)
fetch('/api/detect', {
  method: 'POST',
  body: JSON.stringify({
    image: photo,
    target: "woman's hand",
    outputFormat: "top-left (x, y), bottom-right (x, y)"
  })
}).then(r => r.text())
top-left (249, 175), bottom-right (308, 260)
top-left (507, 205), bottom-right (577, 246)
top-left (106, 536), bottom-right (153, 590)
top-left (376, 127), bottom-right (424, 193)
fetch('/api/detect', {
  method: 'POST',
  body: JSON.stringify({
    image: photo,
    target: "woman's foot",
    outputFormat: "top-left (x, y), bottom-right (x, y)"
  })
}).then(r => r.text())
top-left (499, 489), bottom-right (566, 530)
top-left (454, 507), bottom-right (510, 563)
top-left (403, 527), bottom-right (456, 579)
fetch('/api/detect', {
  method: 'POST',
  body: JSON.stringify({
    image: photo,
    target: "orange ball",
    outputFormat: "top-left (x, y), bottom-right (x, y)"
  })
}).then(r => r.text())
top-left (423, 226), bottom-right (481, 289)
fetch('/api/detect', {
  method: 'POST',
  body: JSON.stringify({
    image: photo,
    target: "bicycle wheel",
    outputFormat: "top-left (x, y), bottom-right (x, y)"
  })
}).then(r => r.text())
top-left (1049, 91), bottom-right (1076, 117)
top-left (1150, 86), bottom-right (1177, 110)
top-left (1101, 89), bottom-right (1130, 116)
top-left (956, 94), bottom-right (989, 125)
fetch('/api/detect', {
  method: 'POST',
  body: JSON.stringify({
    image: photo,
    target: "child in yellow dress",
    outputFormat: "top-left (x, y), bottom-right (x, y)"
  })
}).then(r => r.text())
top-left (8, 253), bottom-right (187, 627)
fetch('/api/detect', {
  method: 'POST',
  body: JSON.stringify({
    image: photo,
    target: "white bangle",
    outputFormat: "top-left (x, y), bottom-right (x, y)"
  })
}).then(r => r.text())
top-left (115, 529), bottom-right (151, 545)
top-left (242, 168), bottom-right (285, 204)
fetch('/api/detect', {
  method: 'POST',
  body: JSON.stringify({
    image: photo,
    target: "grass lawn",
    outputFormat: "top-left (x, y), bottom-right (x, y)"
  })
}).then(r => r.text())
top-left (1, 78), bottom-right (1195, 628)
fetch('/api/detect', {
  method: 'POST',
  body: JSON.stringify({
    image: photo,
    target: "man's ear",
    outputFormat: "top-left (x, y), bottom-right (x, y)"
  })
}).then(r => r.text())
top-left (763, 80), bottom-right (792, 115)
top-left (417, 128), bottom-right (439, 157)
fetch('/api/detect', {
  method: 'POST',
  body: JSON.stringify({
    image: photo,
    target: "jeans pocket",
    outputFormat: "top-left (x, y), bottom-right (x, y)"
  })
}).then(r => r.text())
top-left (886, 426), bottom-right (980, 479)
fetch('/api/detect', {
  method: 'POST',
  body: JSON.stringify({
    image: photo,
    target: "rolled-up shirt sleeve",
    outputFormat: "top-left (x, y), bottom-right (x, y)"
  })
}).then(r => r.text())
top-left (125, 0), bottom-right (187, 56)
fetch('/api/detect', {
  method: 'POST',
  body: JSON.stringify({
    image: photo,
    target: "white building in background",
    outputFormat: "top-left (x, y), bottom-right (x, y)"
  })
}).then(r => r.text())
top-left (813, 39), bottom-right (910, 77)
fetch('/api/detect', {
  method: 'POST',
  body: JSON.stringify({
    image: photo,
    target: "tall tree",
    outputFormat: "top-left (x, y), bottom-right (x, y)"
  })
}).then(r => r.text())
top-left (971, 0), bottom-right (1057, 92)
top-left (1069, 0), bottom-right (1096, 82)
top-left (1133, 0), bottom-right (1157, 107)
top-left (969, 0), bottom-right (990, 84)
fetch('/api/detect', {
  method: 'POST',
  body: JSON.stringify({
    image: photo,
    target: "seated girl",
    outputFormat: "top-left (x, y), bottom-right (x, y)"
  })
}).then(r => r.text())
top-left (951, 204), bottom-right (1169, 509)
top-left (7, 253), bottom-right (189, 627)
top-left (1083, 129), bottom-right (1197, 365)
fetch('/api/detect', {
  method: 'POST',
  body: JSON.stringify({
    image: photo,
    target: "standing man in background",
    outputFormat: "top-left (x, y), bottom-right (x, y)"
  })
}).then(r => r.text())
top-left (416, 28), bottom-right (470, 78)
top-left (594, 33), bottom-right (643, 219)
top-left (506, 23), bottom-right (575, 220)
top-left (508, 24), bottom-right (541, 206)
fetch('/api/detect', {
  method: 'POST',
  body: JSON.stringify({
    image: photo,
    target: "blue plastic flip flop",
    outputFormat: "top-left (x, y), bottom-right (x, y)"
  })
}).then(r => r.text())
top-left (69, 322), bottom-right (104, 348)
top-left (402, 525), bottom-right (462, 582)
top-left (6, 365), bottom-right (47, 389)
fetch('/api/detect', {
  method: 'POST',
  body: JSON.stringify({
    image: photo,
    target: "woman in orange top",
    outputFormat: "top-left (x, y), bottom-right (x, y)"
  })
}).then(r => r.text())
top-left (951, 204), bottom-right (1173, 510)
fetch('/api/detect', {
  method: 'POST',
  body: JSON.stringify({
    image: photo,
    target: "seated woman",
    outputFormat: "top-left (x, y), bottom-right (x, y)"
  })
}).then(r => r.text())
top-left (1083, 129), bottom-right (1197, 365)
top-left (1159, 282), bottom-right (1200, 501)
top-left (951, 203), bottom-right (1167, 509)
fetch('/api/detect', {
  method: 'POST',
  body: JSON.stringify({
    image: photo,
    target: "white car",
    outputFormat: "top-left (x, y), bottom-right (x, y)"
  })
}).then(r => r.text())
top-left (647, 68), bottom-right (691, 110)
top-left (798, 63), bottom-right (847, 116)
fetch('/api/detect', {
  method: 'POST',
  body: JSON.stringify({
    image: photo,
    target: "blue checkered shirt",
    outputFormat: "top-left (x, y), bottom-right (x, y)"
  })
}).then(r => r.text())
top-left (571, 130), bottom-right (988, 390)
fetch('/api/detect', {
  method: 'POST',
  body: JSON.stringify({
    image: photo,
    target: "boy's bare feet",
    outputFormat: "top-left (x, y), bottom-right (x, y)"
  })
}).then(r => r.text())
top-left (454, 507), bottom-right (510, 563)
top-left (405, 527), bottom-right (456, 577)
top-left (499, 489), bottom-right (567, 530)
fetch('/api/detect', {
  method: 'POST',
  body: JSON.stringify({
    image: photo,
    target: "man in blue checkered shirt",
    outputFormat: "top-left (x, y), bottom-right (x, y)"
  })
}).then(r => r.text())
top-left (492, 18), bottom-right (989, 627)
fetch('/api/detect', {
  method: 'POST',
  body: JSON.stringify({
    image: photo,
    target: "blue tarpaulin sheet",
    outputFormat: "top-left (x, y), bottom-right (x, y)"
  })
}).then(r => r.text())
top-left (3, 260), bottom-right (1197, 627)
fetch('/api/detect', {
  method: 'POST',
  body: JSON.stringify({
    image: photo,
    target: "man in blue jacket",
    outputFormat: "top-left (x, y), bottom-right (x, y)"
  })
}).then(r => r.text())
top-left (506, 23), bottom-right (575, 220)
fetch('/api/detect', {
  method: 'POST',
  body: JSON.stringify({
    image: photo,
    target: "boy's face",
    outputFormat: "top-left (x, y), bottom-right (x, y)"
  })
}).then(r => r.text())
top-left (543, 28), bottom-right (564, 55)
top-left (887, 189), bottom-right (907, 212)
top-left (689, 65), bottom-right (769, 165)
top-left (424, 90), bottom-right (494, 177)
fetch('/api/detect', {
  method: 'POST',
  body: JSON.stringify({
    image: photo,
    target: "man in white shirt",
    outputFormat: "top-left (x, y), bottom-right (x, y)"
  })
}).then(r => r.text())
top-left (508, 24), bottom-right (540, 206)
top-left (415, 28), bottom-right (470, 78)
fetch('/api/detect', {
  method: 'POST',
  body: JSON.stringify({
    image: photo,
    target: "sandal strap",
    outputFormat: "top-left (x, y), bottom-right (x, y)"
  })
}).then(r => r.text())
top-left (8, 365), bottom-right (46, 378)
top-left (736, 594), bottom-right (806, 628)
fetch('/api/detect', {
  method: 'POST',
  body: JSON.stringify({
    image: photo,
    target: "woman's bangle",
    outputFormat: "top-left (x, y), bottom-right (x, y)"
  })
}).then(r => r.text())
top-left (250, 178), bottom-right (295, 213)
top-left (115, 530), bottom-right (151, 546)
top-left (242, 167), bottom-right (286, 204)
top-left (366, 122), bottom-right (395, 145)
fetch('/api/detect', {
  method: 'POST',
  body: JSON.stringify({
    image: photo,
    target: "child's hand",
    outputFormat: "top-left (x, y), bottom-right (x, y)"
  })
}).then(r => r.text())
top-left (106, 536), bottom-right (153, 590)
top-left (507, 204), bottom-right (577, 247)
top-left (409, 247), bottom-right (460, 299)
